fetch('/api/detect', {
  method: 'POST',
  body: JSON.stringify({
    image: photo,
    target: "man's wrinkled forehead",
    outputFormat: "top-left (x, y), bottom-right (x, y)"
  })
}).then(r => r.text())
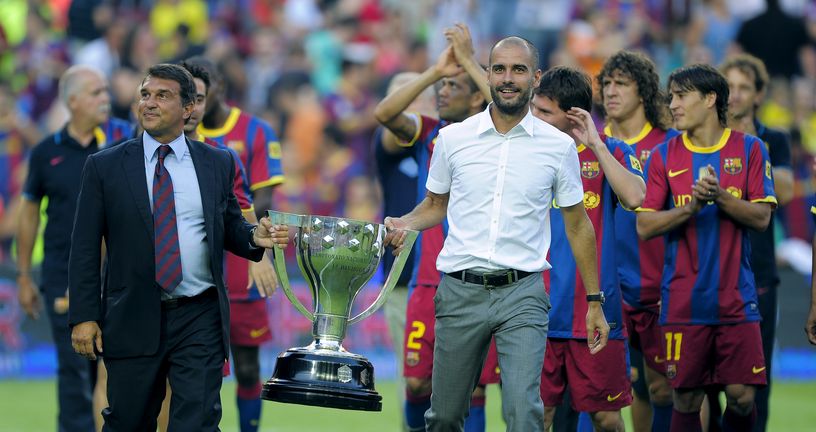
top-left (489, 38), bottom-right (536, 69)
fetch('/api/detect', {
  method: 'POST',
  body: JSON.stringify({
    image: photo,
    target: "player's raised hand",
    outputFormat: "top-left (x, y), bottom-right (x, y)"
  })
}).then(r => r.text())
top-left (433, 45), bottom-right (464, 79)
top-left (445, 23), bottom-right (475, 63)
top-left (566, 107), bottom-right (603, 151)
top-left (586, 304), bottom-right (610, 354)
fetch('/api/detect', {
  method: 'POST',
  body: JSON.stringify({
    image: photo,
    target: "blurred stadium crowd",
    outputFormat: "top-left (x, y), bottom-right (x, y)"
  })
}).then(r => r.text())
top-left (1, 0), bottom-right (815, 278)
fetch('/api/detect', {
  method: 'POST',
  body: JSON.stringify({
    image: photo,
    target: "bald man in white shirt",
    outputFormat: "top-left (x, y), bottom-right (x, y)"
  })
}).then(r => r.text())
top-left (385, 37), bottom-right (609, 432)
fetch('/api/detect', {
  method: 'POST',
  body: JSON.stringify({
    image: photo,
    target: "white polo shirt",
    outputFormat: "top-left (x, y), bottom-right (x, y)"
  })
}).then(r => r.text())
top-left (426, 106), bottom-right (583, 273)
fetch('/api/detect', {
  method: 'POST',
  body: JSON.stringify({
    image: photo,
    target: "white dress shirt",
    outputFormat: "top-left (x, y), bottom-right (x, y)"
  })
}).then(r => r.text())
top-left (426, 106), bottom-right (584, 273)
top-left (143, 131), bottom-right (215, 297)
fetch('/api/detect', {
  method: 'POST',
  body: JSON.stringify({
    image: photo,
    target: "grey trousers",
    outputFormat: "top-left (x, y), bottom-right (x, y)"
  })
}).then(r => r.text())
top-left (425, 272), bottom-right (550, 432)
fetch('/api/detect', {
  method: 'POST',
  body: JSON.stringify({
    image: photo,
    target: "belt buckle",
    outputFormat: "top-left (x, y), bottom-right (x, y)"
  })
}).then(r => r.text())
top-left (483, 270), bottom-right (514, 289)
top-left (163, 297), bottom-right (179, 309)
top-left (507, 270), bottom-right (517, 285)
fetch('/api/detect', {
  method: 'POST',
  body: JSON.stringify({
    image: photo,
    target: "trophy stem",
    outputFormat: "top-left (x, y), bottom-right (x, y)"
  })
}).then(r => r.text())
top-left (313, 313), bottom-right (348, 348)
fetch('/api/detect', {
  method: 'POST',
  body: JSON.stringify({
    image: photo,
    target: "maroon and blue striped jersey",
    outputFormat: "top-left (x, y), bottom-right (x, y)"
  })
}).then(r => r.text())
top-left (608, 124), bottom-right (681, 311)
top-left (639, 129), bottom-right (777, 325)
top-left (544, 136), bottom-right (643, 340)
top-left (198, 107), bottom-right (284, 192)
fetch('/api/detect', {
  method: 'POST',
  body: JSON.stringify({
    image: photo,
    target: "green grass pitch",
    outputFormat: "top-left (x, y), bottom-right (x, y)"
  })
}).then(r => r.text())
top-left (0, 379), bottom-right (814, 431)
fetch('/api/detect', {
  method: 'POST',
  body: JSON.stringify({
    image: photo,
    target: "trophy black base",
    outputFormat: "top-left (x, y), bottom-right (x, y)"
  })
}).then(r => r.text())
top-left (262, 348), bottom-right (382, 412)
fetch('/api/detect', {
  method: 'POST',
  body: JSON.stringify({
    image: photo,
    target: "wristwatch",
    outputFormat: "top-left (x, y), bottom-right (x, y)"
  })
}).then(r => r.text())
top-left (249, 226), bottom-right (259, 248)
top-left (586, 292), bottom-right (605, 305)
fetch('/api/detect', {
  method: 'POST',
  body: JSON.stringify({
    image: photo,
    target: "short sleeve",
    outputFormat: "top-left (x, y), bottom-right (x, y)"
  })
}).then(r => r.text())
top-left (22, 144), bottom-right (45, 202)
top-left (396, 113), bottom-right (423, 147)
top-left (746, 137), bottom-right (777, 207)
top-left (608, 137), bottom-right (645, 177)
top-left (426, 133), bottom-right (451, 194)
top-left (248, 121), bottom-right (284, 191)
top-left (637, 145), bottom-right (669, 212)
top-left (553, 145), bottom-right (584, 208)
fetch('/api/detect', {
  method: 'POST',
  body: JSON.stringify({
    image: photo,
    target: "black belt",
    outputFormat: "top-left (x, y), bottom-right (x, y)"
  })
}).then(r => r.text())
top-left (161, 287), bottom-right (218, 309)
top-left (447, 269), bottom-right (535, 288)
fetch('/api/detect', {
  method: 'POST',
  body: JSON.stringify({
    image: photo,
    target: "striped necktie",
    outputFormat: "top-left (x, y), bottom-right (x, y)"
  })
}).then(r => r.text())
top-left (153, 145), bottom-right (182, 292)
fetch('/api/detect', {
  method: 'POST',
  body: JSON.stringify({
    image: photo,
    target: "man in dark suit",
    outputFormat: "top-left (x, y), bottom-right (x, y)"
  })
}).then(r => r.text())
top-left (68, 63), bottom-right (289, 431)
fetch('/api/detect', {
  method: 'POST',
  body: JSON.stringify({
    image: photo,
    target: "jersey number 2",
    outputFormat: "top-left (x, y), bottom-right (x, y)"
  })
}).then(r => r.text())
top-left (406, 321), bottom-right (426, 350)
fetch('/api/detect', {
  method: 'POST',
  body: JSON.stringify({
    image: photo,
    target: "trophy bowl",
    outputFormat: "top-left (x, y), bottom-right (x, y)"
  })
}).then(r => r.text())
top-left (261, 211), bottom-right (418, 411)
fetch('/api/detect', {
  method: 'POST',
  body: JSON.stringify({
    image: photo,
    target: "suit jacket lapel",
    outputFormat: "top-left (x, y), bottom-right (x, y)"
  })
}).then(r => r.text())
top-left (188, 138), bottom-right (216, 241)
top-left (123, 138), bottom-right (154, 239)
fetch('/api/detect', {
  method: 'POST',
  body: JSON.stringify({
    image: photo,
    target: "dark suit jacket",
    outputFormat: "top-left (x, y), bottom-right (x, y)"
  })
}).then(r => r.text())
top-left (68, 136), bottom-right (264, 358)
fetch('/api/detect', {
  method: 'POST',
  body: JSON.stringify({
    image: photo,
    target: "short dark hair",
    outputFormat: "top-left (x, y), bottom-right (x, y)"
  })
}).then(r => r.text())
top-left (489, 36), bottom-right (539, 71)
top-left (184, 56), bottom-right (221, 84)
top-left (143, 63), bottom-right (196, 107)
top-left (719, 53), bottom-right (770, 93)
top-left (668, 64), bottom-right (729, 127)
top-left (179, 60), bottom-right (211, 92)
top-left (535, 66), bottom-right (592, 112)
top-left (597, 50), bottom-right (669, 129)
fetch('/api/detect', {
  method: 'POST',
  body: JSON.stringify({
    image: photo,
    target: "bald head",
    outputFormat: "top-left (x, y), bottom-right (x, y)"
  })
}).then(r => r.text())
top-left (489, 37), bottom-right (539, 71)
top-left (59, 65), bottom-right (111, 125)
top-left (59, 65), bottom-right (106, 105)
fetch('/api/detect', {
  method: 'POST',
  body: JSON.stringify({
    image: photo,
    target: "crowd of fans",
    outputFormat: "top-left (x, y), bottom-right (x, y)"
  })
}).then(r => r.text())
top-left (1, 0), bottom-right (815, 267)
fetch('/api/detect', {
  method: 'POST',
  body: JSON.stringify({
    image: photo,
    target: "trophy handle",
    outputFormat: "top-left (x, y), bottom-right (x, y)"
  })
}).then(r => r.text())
top-left (349, 229), bottom-right (418, 325)
top-left (268, 211), bottom-right (314, 321)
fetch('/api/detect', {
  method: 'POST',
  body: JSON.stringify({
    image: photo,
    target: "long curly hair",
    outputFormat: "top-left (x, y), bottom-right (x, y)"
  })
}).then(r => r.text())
top-left (596, 51), bottom-right (670, 130)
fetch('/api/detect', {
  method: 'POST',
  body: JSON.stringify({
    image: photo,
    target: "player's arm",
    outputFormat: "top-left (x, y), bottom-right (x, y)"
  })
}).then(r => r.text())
top-left (384, 190), bottom-right (448, 254)
top-left (252, 186), bottom-right (274, 221)
top-left (636, 146), bottom-right (699, 239)
top-left (561, 203), bottom-right (609, 354)
top-left (699, 167), bottom-right (772, 231)
top-left (768, 131), bottom-right (794, 206)
top-left (248, 125), bottom-right (283, 220)
top-left (374, 45), bottom-right (462, 153)
top-left (637, 203), bottom-right (699, 240)
top-left (445, 23), bottom-right (492, 103)
top-left (704, 138), bottom-right (777, 231)
top-left (567, 108), bottom-right (645, 209)
top-left (773, 167), bottom-right (793, 206)
top-left (16, 197), bottom-right (42, 319)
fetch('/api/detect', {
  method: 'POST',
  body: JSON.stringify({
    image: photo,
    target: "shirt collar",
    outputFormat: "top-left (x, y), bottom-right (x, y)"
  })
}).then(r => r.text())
top-left (476, 103), bottom-right (536, 137)
top-left (57, 125), bottom-right (101, 150)
top-left (143, 130), bottom-right (188, 162)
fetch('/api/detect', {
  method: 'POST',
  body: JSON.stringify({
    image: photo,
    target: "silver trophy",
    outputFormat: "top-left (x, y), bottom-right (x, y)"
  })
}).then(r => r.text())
top-left (261, 211), bottom-right (418, 411)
